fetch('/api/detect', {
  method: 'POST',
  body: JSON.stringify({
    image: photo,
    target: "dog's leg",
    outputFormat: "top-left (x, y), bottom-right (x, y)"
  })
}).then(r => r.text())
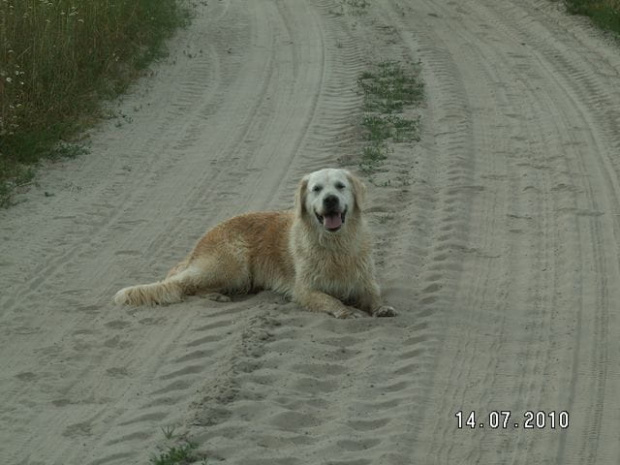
top-left (294, 287), bottom-right (362, 319)
top-left (114, 280), bottom-right (184, 306)
top-left (357, 280), bottom-right (397, 318)
top-left (165, 258), bottom-right (190, 279)
top-left (114, 264), bottom-right (206, 306)
top-left (115, 254), bottom-right (245, 306)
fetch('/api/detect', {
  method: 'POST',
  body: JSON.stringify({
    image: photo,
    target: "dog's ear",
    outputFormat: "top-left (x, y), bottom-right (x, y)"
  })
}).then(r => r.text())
top-left (346, 170), bottom-right (366, 211)
top-left (295, 176), bottom-right (309, 217)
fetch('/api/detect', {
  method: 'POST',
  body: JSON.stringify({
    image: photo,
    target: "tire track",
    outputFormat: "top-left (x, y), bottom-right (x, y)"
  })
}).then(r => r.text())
top-left (0, 0), bottom-right (329, 463)
top-left (376, 0), bottom-right (620, 463)
top-left (173, 2), bottom-right (445, 463)
top-left (0, 0), bottom-right (233, 316)
top-left (184, 304), bottom-right (433, 464)
top-left (4, 0), bottom-right (620, 464)
top-left (0, 0), bottom-right (401, 463)
top-left (453, 2), bottom-right (620, 462)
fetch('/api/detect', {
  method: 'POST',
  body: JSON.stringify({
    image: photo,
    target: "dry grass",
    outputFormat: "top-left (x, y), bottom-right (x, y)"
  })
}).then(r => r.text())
top-left (0, 0), bottom-right (189, 206)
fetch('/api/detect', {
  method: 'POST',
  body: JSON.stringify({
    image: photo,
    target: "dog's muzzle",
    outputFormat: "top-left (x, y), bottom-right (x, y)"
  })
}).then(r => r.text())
top-left (316, 196), bottom-right (347, 232)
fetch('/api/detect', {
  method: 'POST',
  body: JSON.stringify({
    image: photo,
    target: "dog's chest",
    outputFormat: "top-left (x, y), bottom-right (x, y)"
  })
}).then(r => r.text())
top-left (309, 252), bottom-right (365, 294)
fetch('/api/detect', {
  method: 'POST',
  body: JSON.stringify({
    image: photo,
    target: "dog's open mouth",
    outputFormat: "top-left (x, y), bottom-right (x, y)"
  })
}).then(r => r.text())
top-left (316, 209), bottom-right (347, 232)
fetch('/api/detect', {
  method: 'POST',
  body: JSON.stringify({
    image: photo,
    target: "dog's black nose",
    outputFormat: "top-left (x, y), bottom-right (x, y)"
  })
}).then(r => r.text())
top-left (323, 195), bottom-right (339, 210)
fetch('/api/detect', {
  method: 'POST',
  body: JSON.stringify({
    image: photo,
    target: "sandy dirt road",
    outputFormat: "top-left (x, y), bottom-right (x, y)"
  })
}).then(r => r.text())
top-left (2, 0), bottom-right (620, 463)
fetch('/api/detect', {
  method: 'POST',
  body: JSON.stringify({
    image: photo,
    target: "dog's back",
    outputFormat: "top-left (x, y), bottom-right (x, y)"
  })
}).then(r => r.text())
top-left (114, 211), bottom-right (296, 306)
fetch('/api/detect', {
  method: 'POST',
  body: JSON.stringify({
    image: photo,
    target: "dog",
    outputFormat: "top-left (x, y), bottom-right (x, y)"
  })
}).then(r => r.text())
top-left (114, 168), bottom-right (396, 319)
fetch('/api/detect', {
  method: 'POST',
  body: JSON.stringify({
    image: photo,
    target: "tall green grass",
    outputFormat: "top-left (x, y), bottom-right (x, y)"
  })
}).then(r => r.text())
top-left (0, 0), bottom-right (189, 206)
top-left (563, 0), bottom-right (620, 32)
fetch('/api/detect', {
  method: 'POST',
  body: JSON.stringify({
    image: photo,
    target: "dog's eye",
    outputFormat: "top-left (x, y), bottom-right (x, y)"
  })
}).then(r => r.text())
top-left (335, 182), bottom-right (345, 190)
top-left (312, 185), bottom-right (323, 193)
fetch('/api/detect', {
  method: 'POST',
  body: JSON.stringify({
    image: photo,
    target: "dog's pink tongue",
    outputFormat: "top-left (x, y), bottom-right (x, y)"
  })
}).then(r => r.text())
top-left (324, 213), bottom-right (342, 230)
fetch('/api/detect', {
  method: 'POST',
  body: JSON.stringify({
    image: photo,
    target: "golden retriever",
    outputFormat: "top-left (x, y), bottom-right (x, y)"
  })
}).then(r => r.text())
top-left (114, 168), bottom-right (396, 319)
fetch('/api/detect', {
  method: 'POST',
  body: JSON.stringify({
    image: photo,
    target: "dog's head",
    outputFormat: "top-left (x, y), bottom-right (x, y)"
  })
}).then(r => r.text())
top-left (295, 168), bottom-right (365, 233)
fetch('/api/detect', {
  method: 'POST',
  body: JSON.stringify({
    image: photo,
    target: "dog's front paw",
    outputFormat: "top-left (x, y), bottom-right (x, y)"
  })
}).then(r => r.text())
top-left (205, 292), bottom-right (232, 303)
top-left (372, 305), bottom-right (397, 317)
top-left (333, 308), bottom-right (364, 319)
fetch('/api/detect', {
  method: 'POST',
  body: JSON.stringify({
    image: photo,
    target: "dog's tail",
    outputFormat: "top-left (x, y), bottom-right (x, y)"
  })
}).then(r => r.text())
top-left (114, 265), bottom-right (203, 306)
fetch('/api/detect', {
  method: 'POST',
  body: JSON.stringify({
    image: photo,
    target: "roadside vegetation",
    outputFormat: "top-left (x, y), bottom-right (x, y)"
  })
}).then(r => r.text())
top-left (0, 0), bottom-right (190, 206)
top-left (356, 61), bottom-right (423, 175)
top-left (150, 440), bottom-right (204, 465)
top-left (562, 0), bottom-right (620, 33)
top-left (150, 427), bottom-right (206, 465)
top-left (329, 0), bottom-right (370, 16)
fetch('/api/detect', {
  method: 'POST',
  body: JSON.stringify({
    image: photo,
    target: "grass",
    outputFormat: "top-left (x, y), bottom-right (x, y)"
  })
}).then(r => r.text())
top-left (150, 440), bottom-right (203, 465)
top-left (356, 61), bottom-right (423, 174)
top-left (562, 0), bottom-right (620, 33)
top-left (150, 427), bottom-right (206, 465)
top-left (361, 143), bottom-right (389, 171)
top-left (0, 0), bottom-right (191, 206)
top-left (358, 61), bottom-right (424, 114)
top-left (362, 114), bottom-right (420, 143)
top-left (329, 0), bottom-right (370, 16)
top-left (161, 425), bottom-right (178, 440)
top-left (346, 0), bottom-right (370, 9)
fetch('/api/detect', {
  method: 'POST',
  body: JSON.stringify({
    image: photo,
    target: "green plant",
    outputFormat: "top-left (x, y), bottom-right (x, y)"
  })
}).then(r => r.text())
top-left (161, 425), bottom-right (177, 440)
top-left (388, 115), bottom-right (420, 142)
top-left (356, 61), bottom-right (423, 174)
top-left (361, 115), bottom-right (392, 141)
top-left (564, 0), bottom-right (620, 32)
top-left (150, 440), bottom-right (202, 465)
top-left (346, 0), bottom-right (370, 7)
top-left (0, 0), bottom-right (191, 206)
top-left (346, 0), bottom-right (370, 13)
top-left (359, 144), bottom-right (388, 173)
top-left (358, 61), bottom-right (424, 114)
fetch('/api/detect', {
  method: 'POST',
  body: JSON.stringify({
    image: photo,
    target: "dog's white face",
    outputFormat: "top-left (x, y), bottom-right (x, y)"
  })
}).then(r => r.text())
top-left (302, 168), bottom-right (357, 233)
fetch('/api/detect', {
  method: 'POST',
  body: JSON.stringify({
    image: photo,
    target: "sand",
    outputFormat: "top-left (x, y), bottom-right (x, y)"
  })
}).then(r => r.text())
top-left (2, 0), bottom-right (620, 463)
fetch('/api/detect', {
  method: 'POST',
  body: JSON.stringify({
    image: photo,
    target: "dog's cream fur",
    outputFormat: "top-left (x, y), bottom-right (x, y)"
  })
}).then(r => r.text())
top-left (114, 168), bottom-right (396, 319)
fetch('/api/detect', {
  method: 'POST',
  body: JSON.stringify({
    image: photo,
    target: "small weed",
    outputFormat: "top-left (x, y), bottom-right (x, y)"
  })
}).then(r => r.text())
top-left (0, 164), bottom-right (35, 207)
top-left (362, 144), bottom-right (388, 162)
top-left (346, 0), bottom-right (370, 12)
top-left (388, 115), bottom-right (421, 142)
top-left (362, 115), bottom-right (392, 141)
top-left (358, 61), bottom-right (423, 114)
top-left (161, 425), bottom-right (177, 440)
top-left (359, 144), bottom-right (389, 174)
top-left (48, 142), bottom-right (90, 161)
top-left (150, 440), bottom-right (202, 465)
top-left (0, 184), bottom-right (10, 208)
top-left (330, 0), bottom-right (369, 16)
top-left (346, 0), bottom-right (370, 7)
top-left (360, 114), bottom-right (420, 144)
